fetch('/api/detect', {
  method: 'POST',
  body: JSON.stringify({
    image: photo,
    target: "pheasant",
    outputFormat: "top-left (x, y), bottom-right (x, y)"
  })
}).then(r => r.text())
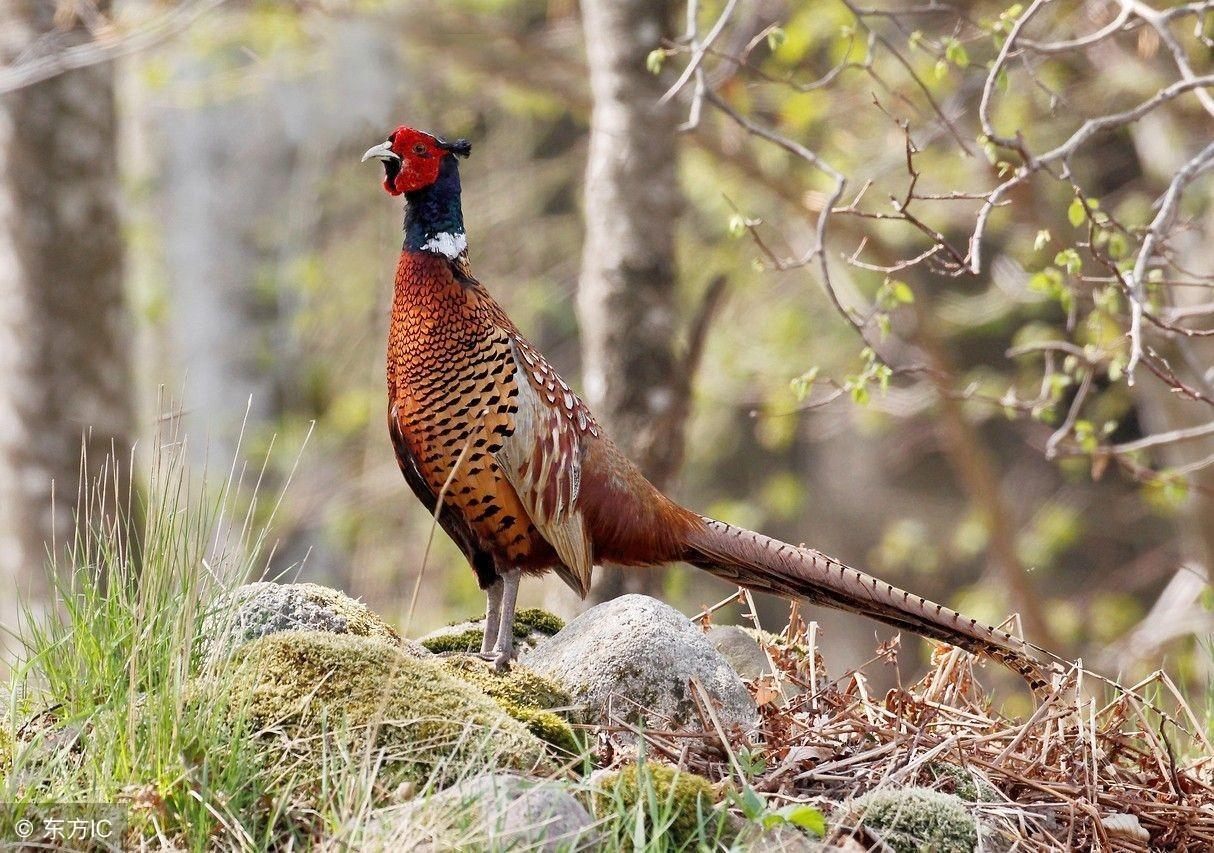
top-left (363, 125), bottom-right (1051, 691)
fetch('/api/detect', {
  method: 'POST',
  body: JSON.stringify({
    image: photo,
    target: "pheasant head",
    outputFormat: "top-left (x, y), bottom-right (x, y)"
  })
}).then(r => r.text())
top-left (363, 125), bottom-right (472, 258)
top-left (361, 125), bottom-right (472, 196)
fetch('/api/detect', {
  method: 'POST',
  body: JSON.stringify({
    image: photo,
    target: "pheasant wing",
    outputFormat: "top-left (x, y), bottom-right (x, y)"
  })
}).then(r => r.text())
top-left (493, 336), bottom-right (597, 596)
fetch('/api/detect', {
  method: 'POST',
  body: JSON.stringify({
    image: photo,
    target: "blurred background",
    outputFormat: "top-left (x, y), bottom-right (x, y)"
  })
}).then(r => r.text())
top-left (2, 0), bottom-right (1212, 695)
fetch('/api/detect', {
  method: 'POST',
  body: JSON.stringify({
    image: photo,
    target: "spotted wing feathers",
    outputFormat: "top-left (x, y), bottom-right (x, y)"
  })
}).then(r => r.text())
top-left (493, 338), bottom-right (597, 596)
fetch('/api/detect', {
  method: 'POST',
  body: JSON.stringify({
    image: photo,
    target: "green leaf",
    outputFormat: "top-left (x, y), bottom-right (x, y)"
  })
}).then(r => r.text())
top-left (875, 363), bottom-right (892, 391)
top-left (1054, 248), bottom-right (1082, 275)
top-left (945, 38), bottom-right (969, 67)
top-left (728, 213), bottom-right (747, 237)
top-left (978, 135), bottom-right (998, 164)
top-left (1067, 197), bottom-right (1086, 227)
top-left (876, 312), bottom-right (891, 339)
top-left (738, 746), bottom-right (768, 777)
top-left (776, 804), bottom-right (826, 836)
top-left (876, 278), bottom-right (914, 309)
top-left (1034, 229), bottom-right (1051, 250)
top-left (789, 367), bottom-right (819, 401)
top-left (767, 26), bottom-right (788, 51)
top-left (1029, 267), bottom-right (1063, 294)
top-left (646, 49), bottom-right (665, 75)
top-left (1107, 231), bottom-right (1128, 260)
top-left (737, 784), bottom-right (766, 819)
top-left (934, 58), bottom-right (949, 80)
top-left (1144, 471), bottom-right (1190, 514)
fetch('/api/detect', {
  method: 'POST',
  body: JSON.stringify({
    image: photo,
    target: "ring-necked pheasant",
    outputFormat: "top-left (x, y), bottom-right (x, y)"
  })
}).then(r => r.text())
top-left (363, 125), bottom-right (1051, 691)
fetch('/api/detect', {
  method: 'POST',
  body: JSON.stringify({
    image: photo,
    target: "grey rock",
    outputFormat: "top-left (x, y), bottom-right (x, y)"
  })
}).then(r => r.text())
top-left (520, 594), bottom-right (758, 731)
top-left (707, 625), bottom-right (776, 681)
top-left (200, 582), bottom-right (427, 664)
top-left (359, 773), bottom-right (596, 852)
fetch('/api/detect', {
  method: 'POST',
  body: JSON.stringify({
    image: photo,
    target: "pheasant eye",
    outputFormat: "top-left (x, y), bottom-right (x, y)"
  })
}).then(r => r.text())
top-left (413, 143), bottom-right (427, 155)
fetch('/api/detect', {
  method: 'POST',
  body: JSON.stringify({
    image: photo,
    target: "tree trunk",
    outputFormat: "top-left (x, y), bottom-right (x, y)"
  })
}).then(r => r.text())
top-left (0, 1), bottom-right (132, 646)
top-left (578, 0), bottom-right (685, 603)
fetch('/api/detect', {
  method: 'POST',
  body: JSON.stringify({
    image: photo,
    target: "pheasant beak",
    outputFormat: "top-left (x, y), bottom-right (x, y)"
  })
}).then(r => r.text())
top-left (361, 141), bottom-right (400, 164)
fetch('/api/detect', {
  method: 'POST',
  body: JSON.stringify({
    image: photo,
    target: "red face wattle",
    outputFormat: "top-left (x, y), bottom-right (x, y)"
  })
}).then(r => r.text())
top-left (362, 126), bottom-right (444, 196)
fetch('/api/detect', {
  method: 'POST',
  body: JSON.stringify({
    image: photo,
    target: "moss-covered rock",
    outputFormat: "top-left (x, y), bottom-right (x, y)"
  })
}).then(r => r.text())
top-left (594, 763), bottom-right (722, 847)
top-left (419, 628), bottom-right (483, 655)
top-left (213, 631), bottom-right (546, 787)
top-left (852, 787), bottom-right (978, 853)
top-left (515, 608), bottom-right (565, 637)
top-left (439, 657), bottom-right (581, 756)
top-left (418, 608), bottom-right (564, 654)
top-left (201, 582), bottom-right (416, 664)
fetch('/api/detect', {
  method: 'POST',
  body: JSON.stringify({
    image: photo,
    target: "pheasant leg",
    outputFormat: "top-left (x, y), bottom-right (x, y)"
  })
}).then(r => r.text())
top-left (492, 568), bottom-right (521, 672)
top-left (480, 576), bottom-right (504, 656)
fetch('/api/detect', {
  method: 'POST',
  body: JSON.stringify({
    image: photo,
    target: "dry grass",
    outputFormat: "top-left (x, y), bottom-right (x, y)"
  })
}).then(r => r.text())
top-left (587, 593), bottom-right (1214, 851)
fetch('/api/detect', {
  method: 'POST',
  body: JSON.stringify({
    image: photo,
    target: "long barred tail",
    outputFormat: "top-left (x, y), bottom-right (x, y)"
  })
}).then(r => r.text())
top-left (683, 516), bottom-right (1054, 692)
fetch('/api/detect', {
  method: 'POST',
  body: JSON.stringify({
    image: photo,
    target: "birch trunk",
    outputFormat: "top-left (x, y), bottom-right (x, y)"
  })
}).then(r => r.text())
top-left (578, 0), bottom-right (685, 603)
top-left (0, 1), bottom-right (132, 647)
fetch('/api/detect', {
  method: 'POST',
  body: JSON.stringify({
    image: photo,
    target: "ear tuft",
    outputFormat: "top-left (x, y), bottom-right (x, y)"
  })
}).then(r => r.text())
top-left (441, 138), bottom-right (472, 158)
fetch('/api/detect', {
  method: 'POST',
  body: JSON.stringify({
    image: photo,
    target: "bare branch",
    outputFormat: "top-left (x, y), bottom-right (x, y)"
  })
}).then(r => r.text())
top-left (660, 0), bottom-right (740, 105)
top-left (1127, 140), bottom-right (1214, 381)
top-left (0, 0), bottom-right (227, 94)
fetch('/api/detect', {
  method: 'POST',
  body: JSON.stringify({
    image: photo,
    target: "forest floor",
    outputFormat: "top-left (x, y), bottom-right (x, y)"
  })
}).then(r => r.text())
top-left (3, 451), bottom-right (1214, 851)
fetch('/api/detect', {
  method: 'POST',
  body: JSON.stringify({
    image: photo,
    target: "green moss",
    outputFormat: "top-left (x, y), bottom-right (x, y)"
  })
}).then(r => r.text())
top-left (853, 787), bottom-right (978, 853)
top-left (513, 608), bottom-right (564, 637)
top-left (511, 708), bottom-right (579, 756)
top-left (440, 657), bottom-right (580, 755)
top-left (595, 763), bottom-right (720, 847)
top-left (927, 762), bottom-right (1000, 803)
top-left (421, 628), bottom-right (486, 654)
top-left (214, 631), bottom-right (545, 787)
top-left (420, 608), bottom-right (565, 654)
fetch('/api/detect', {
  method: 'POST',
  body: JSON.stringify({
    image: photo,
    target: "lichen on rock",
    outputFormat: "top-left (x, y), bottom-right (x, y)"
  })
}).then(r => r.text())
top-left (418, 607), bottom-right (565, 654)
top-left (212, 630), bottom-right (546, 786)
top-left (852, 787), bottom-right (978, 853)
top-left (593, 763), bottom-right (723, 847)
top-left (363, 772), bottom-right (597, 852)
top-left (520, 595), bottom-right (757, 730)
top-left (438, 656), bottom-right (581, 756)
top-left (706, 625), bottom-right (769, 677)
top-left (200, 582), bottom-right (420, 664)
